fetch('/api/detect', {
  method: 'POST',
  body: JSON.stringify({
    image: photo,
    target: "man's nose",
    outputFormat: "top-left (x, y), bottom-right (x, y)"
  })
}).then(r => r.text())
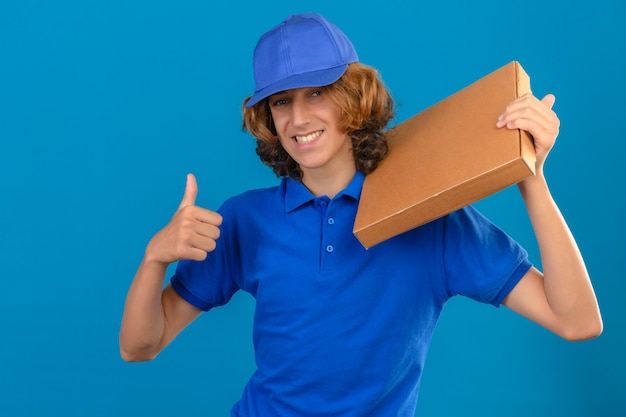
top-left (290, 99), bottom-right (310, 126)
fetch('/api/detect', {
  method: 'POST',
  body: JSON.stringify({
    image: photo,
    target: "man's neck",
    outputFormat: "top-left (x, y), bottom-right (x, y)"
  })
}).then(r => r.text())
top-left (301, 165), bottom-right (357, 199)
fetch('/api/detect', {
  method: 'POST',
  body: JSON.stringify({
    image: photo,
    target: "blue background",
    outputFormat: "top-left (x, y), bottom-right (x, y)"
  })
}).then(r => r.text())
top-left (1, 0), bottom-right (624, 415)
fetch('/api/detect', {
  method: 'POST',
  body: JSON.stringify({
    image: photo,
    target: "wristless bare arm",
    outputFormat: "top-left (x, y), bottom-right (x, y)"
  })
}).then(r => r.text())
top-left (119, 174), bottom-right (223, 361)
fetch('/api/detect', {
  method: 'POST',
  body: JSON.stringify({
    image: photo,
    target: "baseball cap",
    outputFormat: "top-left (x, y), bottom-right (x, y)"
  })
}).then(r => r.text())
top-left (246, 13), bottom-right (358, 107)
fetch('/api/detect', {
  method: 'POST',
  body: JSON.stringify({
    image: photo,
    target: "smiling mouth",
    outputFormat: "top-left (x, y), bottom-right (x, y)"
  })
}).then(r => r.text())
top-left (294, 130), bottom-right (322, 144)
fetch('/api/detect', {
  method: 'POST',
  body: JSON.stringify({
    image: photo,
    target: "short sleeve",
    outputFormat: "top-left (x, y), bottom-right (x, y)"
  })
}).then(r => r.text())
top-left (441, 206), bottom-right (532, 306)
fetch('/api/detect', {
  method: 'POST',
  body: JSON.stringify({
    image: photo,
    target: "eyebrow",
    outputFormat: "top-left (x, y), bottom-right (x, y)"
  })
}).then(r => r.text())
top-left (269, 90), bottom-right (289, 99)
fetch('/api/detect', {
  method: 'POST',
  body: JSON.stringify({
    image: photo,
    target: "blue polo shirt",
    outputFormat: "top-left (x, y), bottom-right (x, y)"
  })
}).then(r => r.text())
top-left (171, 171), bottom-right (532, 417)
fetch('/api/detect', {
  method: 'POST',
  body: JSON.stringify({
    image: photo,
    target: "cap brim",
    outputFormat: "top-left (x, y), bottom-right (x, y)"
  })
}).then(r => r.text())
top-left (245, 64), bottom-right (348, 108)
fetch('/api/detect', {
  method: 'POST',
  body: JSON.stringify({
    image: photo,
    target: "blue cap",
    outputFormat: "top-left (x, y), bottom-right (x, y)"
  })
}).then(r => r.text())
top-left (246, 13), bottom-right (358, 107)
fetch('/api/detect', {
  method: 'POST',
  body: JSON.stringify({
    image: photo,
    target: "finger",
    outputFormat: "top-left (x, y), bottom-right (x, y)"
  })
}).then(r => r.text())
top-left (541, 93), bottom-right (556, 110)
top-left (496, 95), bottom-right (554, 130)
top-left (184, 247), bottom-right (211, 262)
top-left (180, 206), bottom-right (223, 226)
top-left (188, 234), bottom-right (219, 254)
top-left (187, 218), bottom-right (222, 239)
top-left (195, 209), bottom-right (223, 227)
top-left (501, 101), bottom-right (558, 133)
top-left (496, 94), bottom-right (536, 126)
top-left (178, 173), bottom-right (198, 210)
top-left (503, 93), bottom-right (555, 118)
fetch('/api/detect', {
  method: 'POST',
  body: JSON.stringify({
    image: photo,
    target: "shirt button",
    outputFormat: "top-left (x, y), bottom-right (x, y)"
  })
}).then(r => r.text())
top-left (327, 217), bottom-right (335, 225)
top-left (326, 245), bottom-right (334, 253)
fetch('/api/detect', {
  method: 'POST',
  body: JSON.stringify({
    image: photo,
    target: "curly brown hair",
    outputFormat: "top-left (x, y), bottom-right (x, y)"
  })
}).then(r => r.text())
top-left (242, 62), bottom-right (395, 180)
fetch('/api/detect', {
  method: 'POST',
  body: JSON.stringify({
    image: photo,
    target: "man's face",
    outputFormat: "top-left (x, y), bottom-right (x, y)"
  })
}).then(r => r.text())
top-left (268, 87), bottom-right (353, 178)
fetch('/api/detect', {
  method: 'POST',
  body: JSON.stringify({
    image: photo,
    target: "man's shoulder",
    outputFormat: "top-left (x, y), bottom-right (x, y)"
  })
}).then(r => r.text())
top-left (219, 180), bottom-right (285, 215)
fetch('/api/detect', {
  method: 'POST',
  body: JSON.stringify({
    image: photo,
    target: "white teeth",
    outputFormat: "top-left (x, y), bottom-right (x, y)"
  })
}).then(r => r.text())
top-left (294, 131), bottom-right (322, 144)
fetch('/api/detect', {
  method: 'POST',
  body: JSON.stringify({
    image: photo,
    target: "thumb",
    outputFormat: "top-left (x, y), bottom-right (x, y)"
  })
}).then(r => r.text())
top-left (178, 173), bottom-right (198, 210)
top-left (541, 93), bottom-right (556, 110)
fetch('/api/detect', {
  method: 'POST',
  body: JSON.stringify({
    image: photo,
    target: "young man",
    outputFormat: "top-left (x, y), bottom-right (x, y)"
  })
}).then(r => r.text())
top-left (120, 13), bottom-right (602, 416)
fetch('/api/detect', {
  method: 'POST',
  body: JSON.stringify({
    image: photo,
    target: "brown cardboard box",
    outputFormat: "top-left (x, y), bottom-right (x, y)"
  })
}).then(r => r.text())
top-left (353, 61), bottom-right (535, 249)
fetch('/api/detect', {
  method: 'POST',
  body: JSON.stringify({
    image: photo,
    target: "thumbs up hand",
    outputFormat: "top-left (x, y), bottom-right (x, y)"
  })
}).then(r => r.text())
top-left (145, 174), bottom-right (223, 265)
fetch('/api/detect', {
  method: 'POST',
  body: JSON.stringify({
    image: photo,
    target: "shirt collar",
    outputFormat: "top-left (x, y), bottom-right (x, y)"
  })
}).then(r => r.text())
top-left (284, 171), bottom-right (365, 213)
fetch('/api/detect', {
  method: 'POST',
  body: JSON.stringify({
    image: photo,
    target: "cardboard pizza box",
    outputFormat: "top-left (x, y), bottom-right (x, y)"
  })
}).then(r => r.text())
top-left (353, 61), bottom-right (535, 249)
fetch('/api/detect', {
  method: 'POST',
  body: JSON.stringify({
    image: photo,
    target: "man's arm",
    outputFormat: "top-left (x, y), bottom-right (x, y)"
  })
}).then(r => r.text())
top-left (497, 94), bottom-right (602, 340)
top-left (120, 262), bottom-right (201, 361)
top-left (119, 174), bottom-right (222, 361)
